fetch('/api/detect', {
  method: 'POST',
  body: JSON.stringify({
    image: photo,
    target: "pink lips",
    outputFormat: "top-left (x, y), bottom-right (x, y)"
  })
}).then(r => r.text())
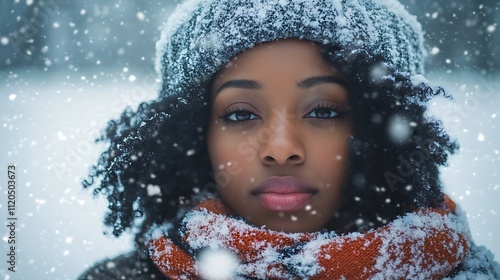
top-left (252, 176), bottom-right (316, 212)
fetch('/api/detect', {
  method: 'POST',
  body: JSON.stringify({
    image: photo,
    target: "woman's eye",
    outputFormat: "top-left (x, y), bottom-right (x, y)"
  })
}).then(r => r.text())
top-left (225, 111), bottom-right (258, 122)
top-left (306, 108), bottom-right (339, 119)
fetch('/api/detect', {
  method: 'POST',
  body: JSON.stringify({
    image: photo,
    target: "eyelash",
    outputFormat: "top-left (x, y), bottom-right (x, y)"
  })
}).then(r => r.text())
top-left (220, 106), bottom-right (260, 126)
top-left (220, 103), bottom-right (347, 126)
top-left (304, 102), bottom-right (347, 122)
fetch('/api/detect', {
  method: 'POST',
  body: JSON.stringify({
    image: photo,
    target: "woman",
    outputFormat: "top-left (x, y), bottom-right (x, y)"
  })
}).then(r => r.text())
top-left (79, 0), bottom-right (499, 279)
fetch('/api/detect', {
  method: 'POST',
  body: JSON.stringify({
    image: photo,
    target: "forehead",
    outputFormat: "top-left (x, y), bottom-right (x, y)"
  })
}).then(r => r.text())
top-left (211, 39), bottom-right (336, 88)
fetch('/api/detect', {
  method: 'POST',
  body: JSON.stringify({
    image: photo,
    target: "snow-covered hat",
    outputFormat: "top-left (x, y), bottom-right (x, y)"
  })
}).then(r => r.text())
top-left (156, 0), bottom-right (425, 96)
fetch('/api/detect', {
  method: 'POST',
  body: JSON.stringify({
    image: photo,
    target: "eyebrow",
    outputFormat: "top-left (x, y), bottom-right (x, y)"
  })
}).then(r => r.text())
top-left (214, 75), bottom-right (348, 96)
top-left (215, 79), bottom-right (262, 95)
top-left (297, 75), bottom-right (349, 89)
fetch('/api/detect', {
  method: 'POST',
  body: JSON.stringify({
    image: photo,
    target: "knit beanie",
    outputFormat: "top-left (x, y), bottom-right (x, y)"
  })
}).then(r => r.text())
top-left (156, 0), bottom-right (425, 97)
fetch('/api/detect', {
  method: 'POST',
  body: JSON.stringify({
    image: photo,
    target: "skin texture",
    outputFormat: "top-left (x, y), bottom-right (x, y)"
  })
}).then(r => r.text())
top-left (207, 39), bottom-right (352, 233)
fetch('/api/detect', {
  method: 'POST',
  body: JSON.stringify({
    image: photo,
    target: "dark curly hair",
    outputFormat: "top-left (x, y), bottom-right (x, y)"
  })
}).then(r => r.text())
top-left (83, 42), bottom-right (457, 247)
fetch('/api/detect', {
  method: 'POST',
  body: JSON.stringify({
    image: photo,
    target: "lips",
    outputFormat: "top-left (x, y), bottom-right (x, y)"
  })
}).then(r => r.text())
top-left (252, 176), bottom-right (316, 212)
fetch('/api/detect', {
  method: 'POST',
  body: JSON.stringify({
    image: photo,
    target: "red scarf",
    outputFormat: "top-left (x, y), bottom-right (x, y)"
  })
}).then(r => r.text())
top-left (148, 198), bottom-right (469, 279)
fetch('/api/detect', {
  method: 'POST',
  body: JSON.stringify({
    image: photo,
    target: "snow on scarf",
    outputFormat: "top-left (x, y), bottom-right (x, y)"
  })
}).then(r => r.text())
top-left (147, 198), bottom-right (470, 279)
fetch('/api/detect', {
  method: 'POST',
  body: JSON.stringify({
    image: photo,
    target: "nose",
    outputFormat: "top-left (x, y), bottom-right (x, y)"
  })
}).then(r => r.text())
top-left (258, 120), bottom-right (305, 166)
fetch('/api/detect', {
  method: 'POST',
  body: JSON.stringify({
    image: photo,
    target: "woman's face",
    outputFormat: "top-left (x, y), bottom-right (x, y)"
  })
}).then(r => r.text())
top-left (207, 39), bottom-right (352, 233)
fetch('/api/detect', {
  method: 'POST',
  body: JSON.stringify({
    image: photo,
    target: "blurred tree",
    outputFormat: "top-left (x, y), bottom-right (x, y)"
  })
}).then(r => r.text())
top-left (401, 0), bottom-right (499, 73)
top-left (0, 0), bottom-right (176, 70)
top-left (0, 0), bottom-right (58, 68)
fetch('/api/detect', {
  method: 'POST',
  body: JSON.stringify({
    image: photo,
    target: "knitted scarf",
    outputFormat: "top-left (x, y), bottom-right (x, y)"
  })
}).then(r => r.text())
top-left (147, 198), bottom-right (470, 279)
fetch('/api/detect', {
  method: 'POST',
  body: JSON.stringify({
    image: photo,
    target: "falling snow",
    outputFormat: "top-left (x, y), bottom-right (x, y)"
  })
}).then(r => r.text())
top-left (0, 0), bottom-right (498, 279)
top-left (387, 115), bottom-right (412, 143)
top-left (137, 11), bottom-right (146, 21)
top-left (477, 132), bottom-right (485, 142)
top-left (198, 248), bottom-right (239, 280)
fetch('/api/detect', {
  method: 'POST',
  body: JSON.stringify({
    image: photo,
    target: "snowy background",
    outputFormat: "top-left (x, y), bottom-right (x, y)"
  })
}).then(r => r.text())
top-left (0, 1), bottom-right (498, 279)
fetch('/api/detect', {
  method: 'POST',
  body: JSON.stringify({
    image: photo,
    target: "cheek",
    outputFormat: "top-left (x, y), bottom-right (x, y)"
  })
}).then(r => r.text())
top-left (207, 122), bottom-right (226, 162)
top-left (309, 135), bottom-right (350, 179)
top-left (208, 128), bottom-right (237, 166)
top-left (207, 128), bottom-right (250, 188)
